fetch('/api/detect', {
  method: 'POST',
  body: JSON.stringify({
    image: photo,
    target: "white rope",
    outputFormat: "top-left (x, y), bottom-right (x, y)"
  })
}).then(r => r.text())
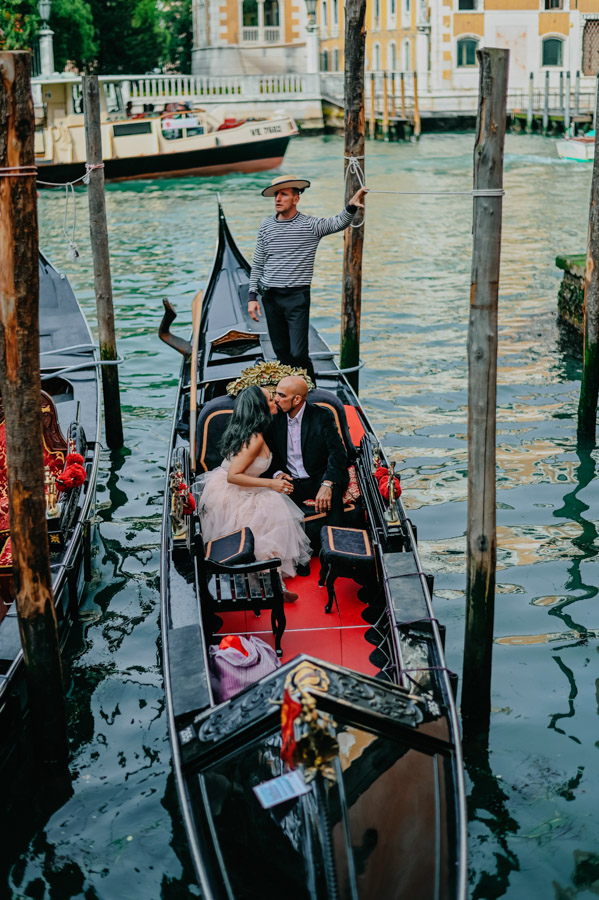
top-left (37, 162), bottom-right (105, 188)
top-left (38, 163), bottom-right (104, 263)
top-left (344, 155), bottom-right (505, 228)
top-left (40, 357), bottom-right (123, 380)
top-left (0, 165), bottom-right (38, 178)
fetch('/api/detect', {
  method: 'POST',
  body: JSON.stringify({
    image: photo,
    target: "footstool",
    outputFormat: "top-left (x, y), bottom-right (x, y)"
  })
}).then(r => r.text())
top-left (319, 525), bottom-right (376, 615)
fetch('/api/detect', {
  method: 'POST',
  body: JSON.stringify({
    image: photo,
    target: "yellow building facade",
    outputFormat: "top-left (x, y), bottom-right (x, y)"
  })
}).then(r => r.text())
top-left (317, 0), bottom-right (599, 97)
top-left (193, 0), bottom-right (599, 93)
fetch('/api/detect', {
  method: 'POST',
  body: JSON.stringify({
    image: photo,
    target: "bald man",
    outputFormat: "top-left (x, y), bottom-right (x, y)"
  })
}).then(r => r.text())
top-left (265, 376), bottom-right (349, 528)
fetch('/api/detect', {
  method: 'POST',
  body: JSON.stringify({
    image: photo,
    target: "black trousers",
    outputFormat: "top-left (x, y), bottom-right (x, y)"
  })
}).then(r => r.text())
top-left (291, 475), bottom-right (344, 528)
top-left (262, 286), bottom-right (315, 381)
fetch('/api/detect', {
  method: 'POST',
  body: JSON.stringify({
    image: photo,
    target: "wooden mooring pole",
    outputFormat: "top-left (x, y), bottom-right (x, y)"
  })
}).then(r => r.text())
top-left (82, 75), bottom-right (124, 450)
top-left (577, 75), bottom-right (599, 441)
top-left (340, 0), bottom-right (366, 394)
top-left (382, 72), bottom-right (389, 141)
top-left (462, 48), bottom-right (509, 731)
top-left (0, 51), bottom-right (69, 769)
top-left (413, 71), bottom-right (421, 139)
top-left (369, 72), bottom-right (375, 140)
top-left (526, 72), bottom-right (534, 133)
top-left (543, 71), bottom-right (549, 134)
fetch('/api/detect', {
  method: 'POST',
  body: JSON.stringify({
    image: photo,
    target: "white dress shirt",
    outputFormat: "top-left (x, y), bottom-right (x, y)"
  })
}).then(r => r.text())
top-left (286, 403), bottom-right (309, 479)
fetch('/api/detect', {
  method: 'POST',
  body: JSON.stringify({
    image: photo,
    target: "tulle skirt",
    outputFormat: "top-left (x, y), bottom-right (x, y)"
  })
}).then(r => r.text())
top-left (198, 466), bottom-right (311, 579)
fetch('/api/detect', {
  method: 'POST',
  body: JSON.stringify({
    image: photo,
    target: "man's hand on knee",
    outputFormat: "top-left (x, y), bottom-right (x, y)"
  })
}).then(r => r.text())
top-left (315, 484), bottom-right (332, 514)
top-left (248, 299), bottom-right (262, 322)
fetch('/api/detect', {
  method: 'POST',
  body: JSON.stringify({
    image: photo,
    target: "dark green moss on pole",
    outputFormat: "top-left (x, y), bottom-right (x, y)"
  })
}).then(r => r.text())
top-left (556, 254), bottom-right (585, 333)
top-left (578, 73), bottom-right (599, 442)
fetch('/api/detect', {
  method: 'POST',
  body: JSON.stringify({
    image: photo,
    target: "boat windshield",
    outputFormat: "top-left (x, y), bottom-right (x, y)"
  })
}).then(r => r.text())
top-left (198, 719), bottom-right (452, 900)
top-left (161, 112), bottom-right (205, 140)
top-left (102, 82), bottom-right (124, 114)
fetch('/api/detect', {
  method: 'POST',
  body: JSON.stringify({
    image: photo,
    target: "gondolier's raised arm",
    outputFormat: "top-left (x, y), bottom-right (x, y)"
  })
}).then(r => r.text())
top-left (247, 176), bottom-right (367, 369)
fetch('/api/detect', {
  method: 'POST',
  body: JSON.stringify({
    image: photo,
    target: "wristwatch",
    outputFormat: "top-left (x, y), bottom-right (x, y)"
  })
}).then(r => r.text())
top-left (321, 480), bottom-right (333, 488)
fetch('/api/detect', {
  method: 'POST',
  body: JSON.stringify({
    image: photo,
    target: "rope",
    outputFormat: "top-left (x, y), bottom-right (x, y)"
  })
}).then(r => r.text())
top-left (40, 357), bottom-right (123, 380)
top-left (0, 166), bottom-right (38, 178)
top-left (37, 162), bottom-right (105, 188)
top-left (344, 154), bottom-right (505, 228)
top-left (36, 163), bottom-right (106, 262)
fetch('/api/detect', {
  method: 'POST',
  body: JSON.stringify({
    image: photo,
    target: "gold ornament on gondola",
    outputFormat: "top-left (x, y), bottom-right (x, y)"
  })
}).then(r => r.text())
top-left (44, 465), bottom-right (59, 518)
top-left (292, 690), bottom-right (339, 783)
top-left (372, 445), bottom-right (380, 474)
top-left (226, 361), bottom-right (315, 397)
top-left (385, 460), bottom-right (400, 525)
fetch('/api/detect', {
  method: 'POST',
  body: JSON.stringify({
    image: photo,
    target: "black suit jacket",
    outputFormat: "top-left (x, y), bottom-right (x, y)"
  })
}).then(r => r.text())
top-left (265, 402), bottom-right (349, 490)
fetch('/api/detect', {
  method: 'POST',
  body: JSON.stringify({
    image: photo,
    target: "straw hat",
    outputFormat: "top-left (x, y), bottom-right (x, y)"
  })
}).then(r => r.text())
top-left (261, 174), bottom-right (311, 197)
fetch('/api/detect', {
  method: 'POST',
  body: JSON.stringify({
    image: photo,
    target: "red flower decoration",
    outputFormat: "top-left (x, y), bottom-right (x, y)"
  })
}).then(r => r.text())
top-left (182, 493), bottom-right (195, 515)
top-left (56, 463), bottom-right (87, 492)
top-left (374, 465), bottom-right (401, 501)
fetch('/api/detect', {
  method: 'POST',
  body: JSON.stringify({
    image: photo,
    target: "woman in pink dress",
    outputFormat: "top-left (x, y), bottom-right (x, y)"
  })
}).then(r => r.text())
top-left (198, 385), bottom-right (311, 595)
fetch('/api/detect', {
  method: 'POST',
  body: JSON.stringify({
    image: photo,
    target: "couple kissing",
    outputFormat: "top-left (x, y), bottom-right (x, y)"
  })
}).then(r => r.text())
top-left (197, 375), bottom-right (348, 595)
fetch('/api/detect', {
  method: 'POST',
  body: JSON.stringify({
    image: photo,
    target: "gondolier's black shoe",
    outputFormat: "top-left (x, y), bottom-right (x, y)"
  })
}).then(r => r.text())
top-left (296, 562), bottom-right (310, 577)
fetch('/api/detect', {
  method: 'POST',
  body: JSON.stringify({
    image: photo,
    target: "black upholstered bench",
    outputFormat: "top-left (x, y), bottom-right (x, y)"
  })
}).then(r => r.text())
top-left (196, 525), bottom-right (286, 656)
top-left (318, 525), bottom-right (376, 615)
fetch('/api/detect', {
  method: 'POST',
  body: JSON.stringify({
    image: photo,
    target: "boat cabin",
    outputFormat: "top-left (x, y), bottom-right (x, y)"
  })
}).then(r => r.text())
top-left (32, 74), bottom-right (215, 168)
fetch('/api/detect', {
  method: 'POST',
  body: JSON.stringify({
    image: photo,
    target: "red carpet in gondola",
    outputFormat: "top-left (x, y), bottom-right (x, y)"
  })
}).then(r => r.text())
top-left (215, 557), bottom-right (379, 676)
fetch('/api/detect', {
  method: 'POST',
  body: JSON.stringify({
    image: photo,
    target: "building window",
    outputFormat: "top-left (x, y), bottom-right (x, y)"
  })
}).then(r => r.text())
top-left (321, 0), bottom-right (328, 34)
top-left (457, 37), bottom-right (478, 67)
top-left (544, 0), bottom-right (563, 9)
top-left (388, 41), bottom-right (397, 71)
top-left (333, 47), bottom-right (340, 70)
top-left (243, 0), bottom-right (258, 26)
top-left (401, 0), bottom-right (410, 27)
top-left (321, 48), bottom-right (329, 71)
top-left (458, 0), bottom-right (476, 9)
top-left (264, 0), bottom-right (279, 26)
top-left (402, 38), bottom-right (410, 71)
top-left (542, 37), bottom-right (563, 67)
top-left (583, 19), bottom-right (599, 75)
top-left (332, 0), bottom-right (338, 25)
top-left (390, 0), bottom-right (396, 17)
top-left (373, 42), bottom-right (381, 70)
top-left (374, 0), bottom-right (380, 28)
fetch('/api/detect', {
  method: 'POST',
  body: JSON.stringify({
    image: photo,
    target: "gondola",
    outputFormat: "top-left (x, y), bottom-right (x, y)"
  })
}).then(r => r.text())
top-left (0, 253), bottom-right (101, 765)
top-left (160, 202), bottom-right (468, 900)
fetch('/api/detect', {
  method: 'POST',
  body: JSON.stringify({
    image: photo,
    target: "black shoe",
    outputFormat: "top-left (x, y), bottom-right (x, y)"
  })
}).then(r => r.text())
top-left (296, 562), bottom-right (311, 577)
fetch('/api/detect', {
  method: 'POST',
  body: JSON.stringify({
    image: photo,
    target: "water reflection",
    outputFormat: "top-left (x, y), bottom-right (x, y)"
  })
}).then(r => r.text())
top-left (5, 132), bottom-right (599, 899)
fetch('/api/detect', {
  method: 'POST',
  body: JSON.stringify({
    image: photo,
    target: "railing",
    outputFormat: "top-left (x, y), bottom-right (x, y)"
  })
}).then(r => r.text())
top-left (117, 72), bottom-right (320, 106)
top-left (264, 26), bottom-right (280, 42)
top-left (320, 71), bottom-right (596, 119)
top-left (241, 25), bottom-right (280, 42)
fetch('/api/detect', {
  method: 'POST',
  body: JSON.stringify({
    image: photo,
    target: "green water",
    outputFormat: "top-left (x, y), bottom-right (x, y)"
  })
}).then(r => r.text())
top-left (4, 133), bottom-right (598, 899)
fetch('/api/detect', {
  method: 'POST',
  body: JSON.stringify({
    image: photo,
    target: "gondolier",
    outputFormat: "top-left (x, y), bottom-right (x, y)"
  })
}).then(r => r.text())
top-left (248, 174), bottom-right (367, 380)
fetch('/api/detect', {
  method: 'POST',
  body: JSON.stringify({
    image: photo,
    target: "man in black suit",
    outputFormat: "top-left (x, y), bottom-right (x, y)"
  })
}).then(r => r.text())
top-left (266, 376), bottom-right (348, 527)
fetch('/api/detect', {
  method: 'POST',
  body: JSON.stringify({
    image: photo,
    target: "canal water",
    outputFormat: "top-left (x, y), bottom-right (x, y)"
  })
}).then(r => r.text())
top-left (4, 133), bottom-right (598, 899)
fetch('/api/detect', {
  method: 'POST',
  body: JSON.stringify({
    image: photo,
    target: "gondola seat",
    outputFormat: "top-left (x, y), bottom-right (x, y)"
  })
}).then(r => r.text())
top-left (195, 395), bottom-right (235, 473)
top-left (194, 390), bottom-right (363, 546)
top-left (319, 525), bottom-right (376, 615)
top-left (197, 525), bottom-right (287, 657)
top-left (0, 391), bottom-right (73, 609)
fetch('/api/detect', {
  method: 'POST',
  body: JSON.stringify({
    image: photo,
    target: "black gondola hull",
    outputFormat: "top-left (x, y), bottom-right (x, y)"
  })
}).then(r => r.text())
top-left (0, 254), bottom-right (101, 768)
top-left (160, 204), bottom-right (467, 900)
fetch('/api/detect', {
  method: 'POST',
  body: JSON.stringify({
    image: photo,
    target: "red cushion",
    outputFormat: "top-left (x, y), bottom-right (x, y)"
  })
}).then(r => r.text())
top-left (344, 405), bottom-right (365, 446)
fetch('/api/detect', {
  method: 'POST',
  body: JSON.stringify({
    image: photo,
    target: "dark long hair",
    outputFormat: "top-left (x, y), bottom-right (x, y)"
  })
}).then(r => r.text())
top-left (219, 385), bottom-right (272, 459)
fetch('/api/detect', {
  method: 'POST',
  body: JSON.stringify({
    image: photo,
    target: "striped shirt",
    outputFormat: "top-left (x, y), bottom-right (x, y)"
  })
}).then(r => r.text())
top-left (249, 207), bottom-right (355, 294)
